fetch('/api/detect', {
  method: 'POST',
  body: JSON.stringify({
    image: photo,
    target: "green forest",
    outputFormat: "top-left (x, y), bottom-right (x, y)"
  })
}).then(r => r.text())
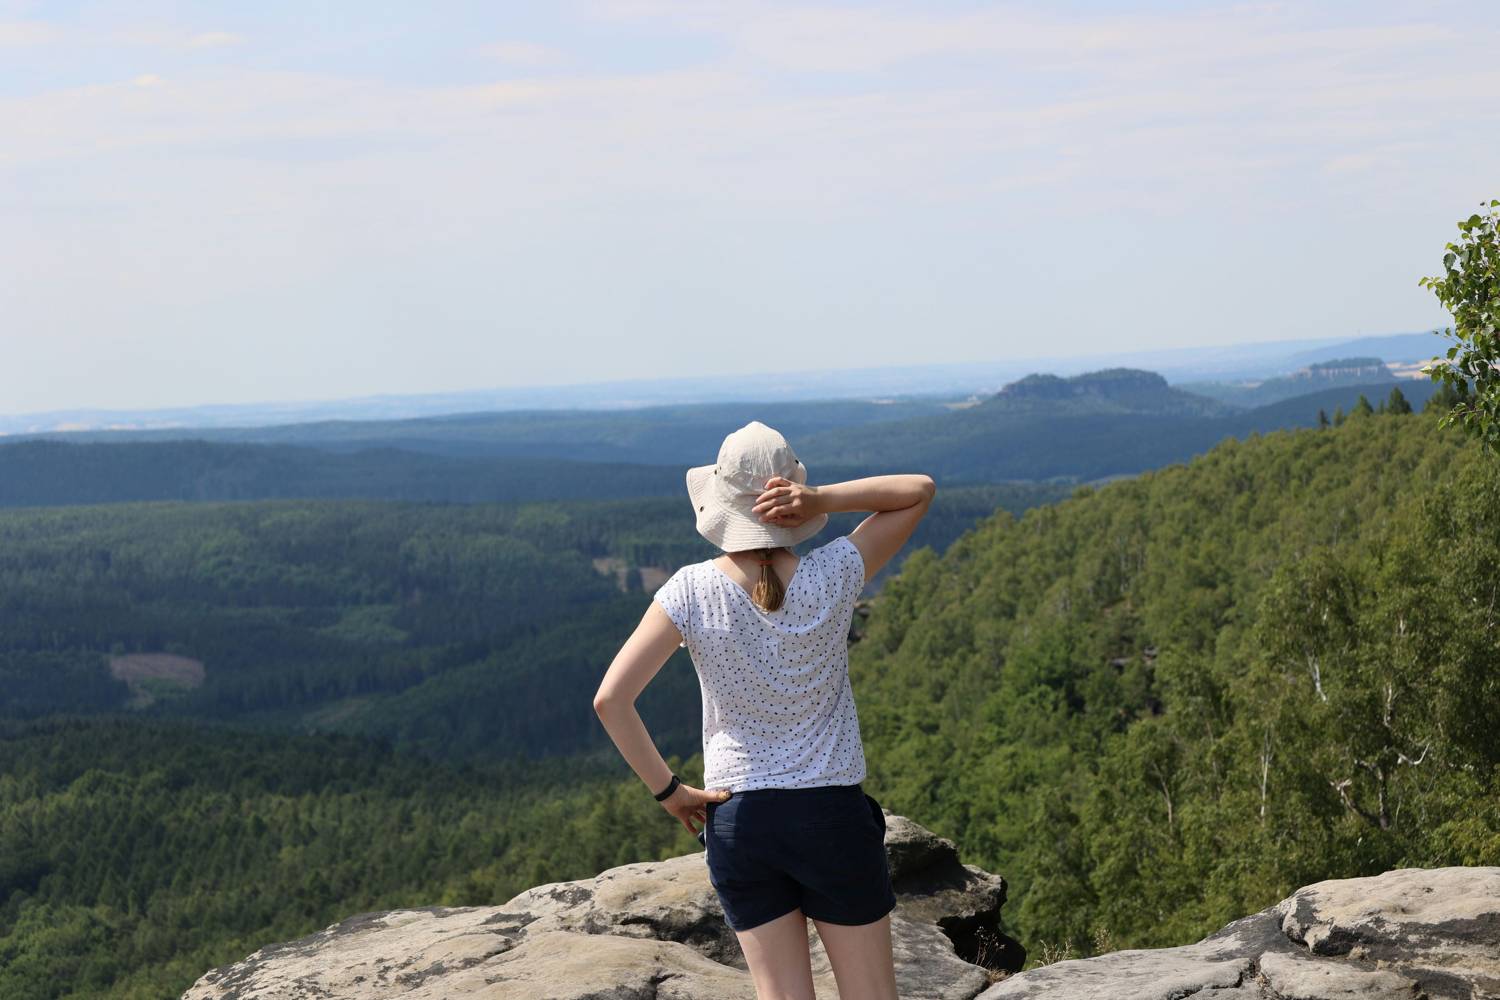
top-left (0, 716), bottom-right (718, 999)
top-left (851, 396), bottom-right (1500, 953)
top-left (2, 391), bottom-right (1496, 998)
top-left (0, 482), bottom-right (1061, 759)
top-left (0, 440), bottom-right (690, 506)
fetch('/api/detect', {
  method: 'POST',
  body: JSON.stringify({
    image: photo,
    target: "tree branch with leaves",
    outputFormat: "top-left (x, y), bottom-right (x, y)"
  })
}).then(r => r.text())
top-left (1421, 199), bottom-right (1500, 453)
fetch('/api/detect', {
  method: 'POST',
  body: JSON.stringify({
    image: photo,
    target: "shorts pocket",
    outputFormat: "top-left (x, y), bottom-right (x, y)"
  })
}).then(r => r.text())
top-left (864, 792), bottom-right (887, 835)
top-left (706, 795), bottom-right (746, 841)
top-left (804, 788), bottom-right (879, 834)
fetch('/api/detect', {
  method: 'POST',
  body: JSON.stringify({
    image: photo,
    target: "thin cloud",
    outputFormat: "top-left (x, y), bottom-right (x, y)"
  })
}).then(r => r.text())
top-left (479, 40), bottom-right (563, 65)
top-left (115, 27), bottom-right (245, 49)
top-left (5, 2), bottom-right (1495, 204)
top-left (0, 19), bottom-right (50, 44)
top-left (0, 0), bottom-right (1490, 413)
top-left (187, 31), bottom-right (243, 48)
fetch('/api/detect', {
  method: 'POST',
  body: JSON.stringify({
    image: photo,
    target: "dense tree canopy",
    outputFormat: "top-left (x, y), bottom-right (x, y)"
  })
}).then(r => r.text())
top-left (849, 406), bottom-right (1500, 953)
top-left (0, 485), bottom-right (1064, 762)
top-left (0, 716), bottom-right (715, 999)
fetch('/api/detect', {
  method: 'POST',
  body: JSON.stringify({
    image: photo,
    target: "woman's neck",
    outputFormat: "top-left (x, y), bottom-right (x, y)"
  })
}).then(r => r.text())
top-left (716, 547), bottom-right (797, 583)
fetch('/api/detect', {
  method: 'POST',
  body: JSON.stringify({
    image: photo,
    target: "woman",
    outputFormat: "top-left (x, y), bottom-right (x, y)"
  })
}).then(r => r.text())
top-left (593, 419), bottom-right (935, 1000)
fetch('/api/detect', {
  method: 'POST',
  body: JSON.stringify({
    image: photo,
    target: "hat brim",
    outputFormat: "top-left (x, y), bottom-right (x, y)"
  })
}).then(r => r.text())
top-left (686, 464), bottom-right (829, 551)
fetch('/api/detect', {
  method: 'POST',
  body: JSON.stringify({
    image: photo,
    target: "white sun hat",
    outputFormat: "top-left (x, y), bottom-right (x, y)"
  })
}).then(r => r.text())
top-left (686, 420), bottom-right (829, 551)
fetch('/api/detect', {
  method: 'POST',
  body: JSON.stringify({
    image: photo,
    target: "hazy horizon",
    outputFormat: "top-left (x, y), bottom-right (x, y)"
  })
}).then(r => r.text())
top-left (5, 1), bottom-right (1491, 413)
top-left (0, 325), bottom-right (1363, 418)
top-left (0, 327), bottom-right (1441, 436)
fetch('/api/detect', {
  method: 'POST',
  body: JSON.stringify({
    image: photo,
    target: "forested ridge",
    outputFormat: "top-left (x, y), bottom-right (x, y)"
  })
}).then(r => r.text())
top-left (798, 372), bottom-right (1436, 481)
top-left (8, 397), bottom-right (952, 463)
top-left (0, 439), bottom-right (690, 506)
top-left (0, 484), bottom-right (1064, 762)
top-left (850, 402), bottom-right (1500, 954)
top-left (4, 373), bottom-right (1437, 504)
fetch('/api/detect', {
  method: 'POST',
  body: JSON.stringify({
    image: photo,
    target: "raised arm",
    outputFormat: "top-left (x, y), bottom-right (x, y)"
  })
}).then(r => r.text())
top-left (754, 473), bottom-right (936, 585)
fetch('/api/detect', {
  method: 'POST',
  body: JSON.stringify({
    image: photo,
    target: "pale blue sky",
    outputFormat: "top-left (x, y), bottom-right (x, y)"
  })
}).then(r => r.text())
top-left (2, 0), bottom-right (1495, 413)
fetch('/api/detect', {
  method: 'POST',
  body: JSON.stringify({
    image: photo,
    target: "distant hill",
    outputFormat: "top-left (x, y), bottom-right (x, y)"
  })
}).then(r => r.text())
top-left (1234, 380), bottom-right (1434, 432)
top-left (0, 329), bottom-right (1450, 435)
top-left (1279, 331), bottom-right (1447, 368)
top-left (9, 398), bottom-right (953, 464)
top-left (1, 372), bottom-right (1441, 506)
top-left (987, 368), bottom-right (1228, 415)
top-left (1181, 356), bottom-right (1400, 408)
top-left (1306, 356), bottom-right (1388, 373)
top-left (799, 370), bottom-right (1436, 483)
top-left (0, 440), bottom-right (692, 507)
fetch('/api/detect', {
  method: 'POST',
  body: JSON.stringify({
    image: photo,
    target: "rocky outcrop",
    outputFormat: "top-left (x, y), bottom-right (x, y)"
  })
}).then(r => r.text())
top-left (182, 815), bottom-right (1500, 1000)
top-left (182, 809), bottom-right (1022, 1000)
top-left (1298, 357), bottom-right (1392, 381)
top-left (979, 866), bottom-right (1500, 1000)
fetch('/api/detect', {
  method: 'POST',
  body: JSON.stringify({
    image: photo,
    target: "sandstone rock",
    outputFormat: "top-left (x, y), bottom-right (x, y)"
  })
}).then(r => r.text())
top-left (1256, 951), bottom-right (1420, 999)
top-left (182, 823), bottom-right (1500, 1000)
top-left (978, 866), bottom-right (1500, 1000)
top-left (974, 909), bottom-right (1270, 1000)
top-left (183, 810), bottom-right (1017, 1000)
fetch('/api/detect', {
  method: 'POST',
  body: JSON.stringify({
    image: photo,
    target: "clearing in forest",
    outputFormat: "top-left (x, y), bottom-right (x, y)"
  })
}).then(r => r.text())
top-left (108, 653), bottom-right (206, 708)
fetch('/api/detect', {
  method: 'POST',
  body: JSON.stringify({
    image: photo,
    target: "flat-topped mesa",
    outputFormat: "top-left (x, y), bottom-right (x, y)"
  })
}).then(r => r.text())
top-left (182, 809), bottom-right (1024, 1000)
top-left (997, 368), bottom-right (1171, 402)
top-left (1297, 356), bottom-right (1392, 380)
top-left (986, 368), bottom-right (1227, 419)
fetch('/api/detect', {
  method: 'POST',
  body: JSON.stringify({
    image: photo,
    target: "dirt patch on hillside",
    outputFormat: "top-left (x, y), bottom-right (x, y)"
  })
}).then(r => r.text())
top-left (109, 653), bottom-right (206, 707)
top-left (592, 556), bottom-right (630, 590)
top-left (591, 557), bottom-right (674, 594)
top-left (637, 566), bottom-right (671, 592)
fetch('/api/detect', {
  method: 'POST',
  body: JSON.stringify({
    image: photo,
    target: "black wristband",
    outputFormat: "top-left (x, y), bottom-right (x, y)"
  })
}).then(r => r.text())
top-left (653, 773), bottom-right (681, 801)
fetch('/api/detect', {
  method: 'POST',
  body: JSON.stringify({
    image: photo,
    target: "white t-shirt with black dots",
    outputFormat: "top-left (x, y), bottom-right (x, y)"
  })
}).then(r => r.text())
top-left (653, 534), bottom-right (869, 793)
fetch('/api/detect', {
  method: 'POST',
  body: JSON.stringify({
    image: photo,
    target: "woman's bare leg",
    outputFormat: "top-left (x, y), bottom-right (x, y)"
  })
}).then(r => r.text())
top-left (811, 912), bottom-right (899, 999)
top-left (734, 907), bottom-right (816, 1000)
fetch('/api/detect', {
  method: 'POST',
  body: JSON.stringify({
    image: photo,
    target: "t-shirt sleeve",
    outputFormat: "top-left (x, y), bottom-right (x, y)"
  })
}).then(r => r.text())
top-left (834, 535), bottom-right (867, 605)
top-left (653, 567), bottom-right (692, 648)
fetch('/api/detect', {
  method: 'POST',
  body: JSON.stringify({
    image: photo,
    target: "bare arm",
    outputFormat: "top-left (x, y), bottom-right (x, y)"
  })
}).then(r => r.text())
top-left (811, 474), bottom-right (935, 515)
top-left (753, 473), bottom-right (936, 584)
top-left (593, 603), bottom-right (732, 833)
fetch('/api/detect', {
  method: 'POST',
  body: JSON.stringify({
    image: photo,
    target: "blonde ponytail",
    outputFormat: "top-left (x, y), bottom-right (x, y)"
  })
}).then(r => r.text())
top-left (751, 546), bottom-right (787, 612)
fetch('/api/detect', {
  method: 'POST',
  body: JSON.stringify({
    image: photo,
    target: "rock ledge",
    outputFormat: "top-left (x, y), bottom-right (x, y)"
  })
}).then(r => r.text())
top-left (183, 809), bottom-right (1021, 1000)
top-left (979, 866), bottom-right (1500, 1000)
top-left (182, 818), bottom-right (1499, 1000)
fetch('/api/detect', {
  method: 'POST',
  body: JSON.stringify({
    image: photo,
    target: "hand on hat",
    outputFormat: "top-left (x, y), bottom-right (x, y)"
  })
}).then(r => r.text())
top-left (752, 476), bottom-right (819, 528)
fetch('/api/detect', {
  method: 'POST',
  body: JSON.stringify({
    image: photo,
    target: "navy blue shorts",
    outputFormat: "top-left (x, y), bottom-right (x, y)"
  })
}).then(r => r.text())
top-left (703, 782), bottom-right (897, 932)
